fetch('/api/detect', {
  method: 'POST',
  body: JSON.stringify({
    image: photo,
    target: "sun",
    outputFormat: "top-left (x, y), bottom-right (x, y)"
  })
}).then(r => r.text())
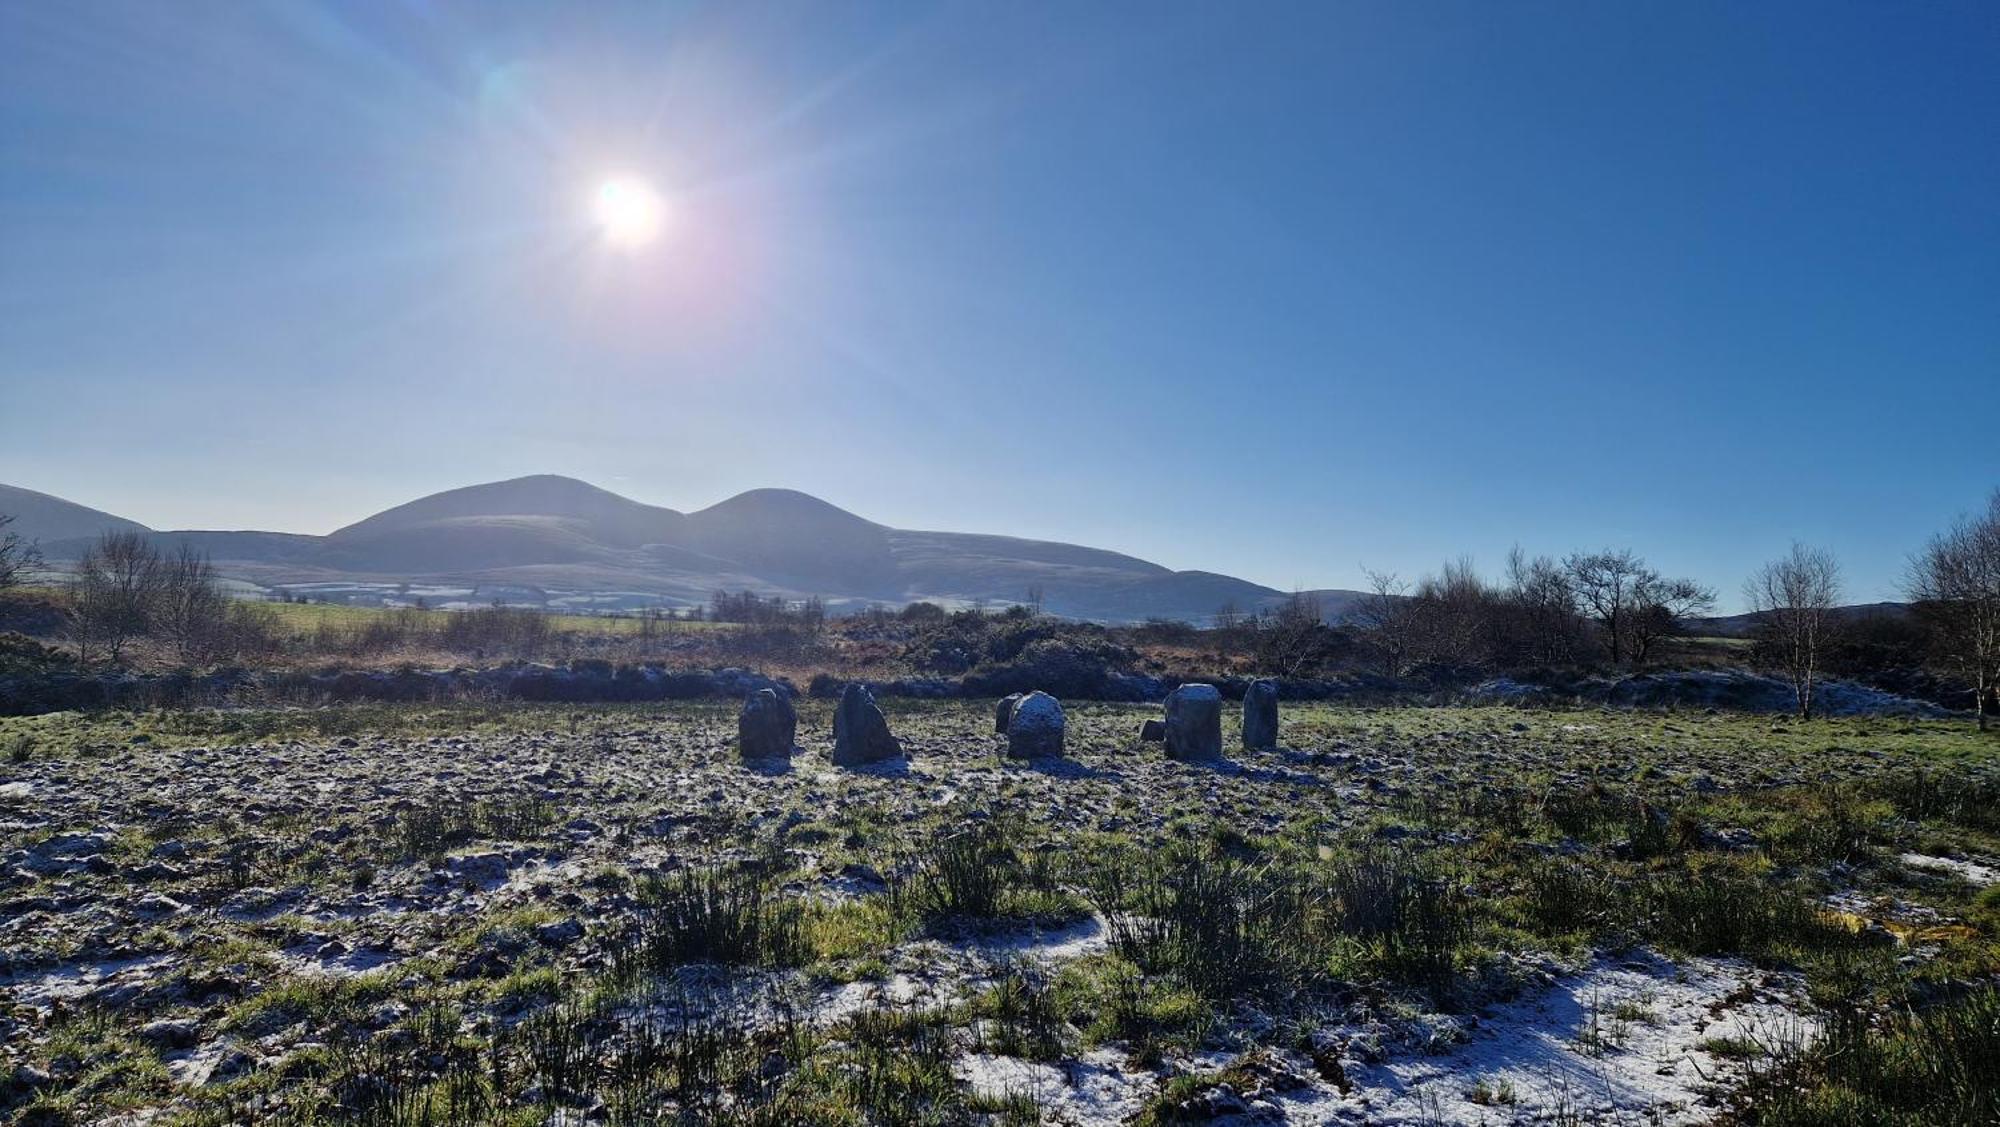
top-left (592, 176), bottom-right (665, 249)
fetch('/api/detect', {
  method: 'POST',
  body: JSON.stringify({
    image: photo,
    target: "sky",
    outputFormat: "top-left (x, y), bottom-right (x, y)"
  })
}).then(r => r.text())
top-left (2, 1), bottom-right (1995, 610)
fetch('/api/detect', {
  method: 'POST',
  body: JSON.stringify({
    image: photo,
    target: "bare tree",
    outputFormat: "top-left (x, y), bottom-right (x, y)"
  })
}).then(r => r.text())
top-left (1255, 590), bottom-right (1330, 678)
top-left (1563, 549), bottom-right (1715, 665)
top-left (1213, 600), bottom-right (1243, 631)
top-left (0, 513), bottom-right (42, 591)
top-left (1408, 557), bottom-right (1497, 669)
top-left (1024, 584), bottom-right (1046, 617)
top-left (1626, 573), bottom-right (1717, 664)
top-left (156, 544), bottom-right (230, 663)
top-left (1907, 490), bottom-right (2000, 730)
top-left (1500, 546), bottom-right (1585, 666)
top-left (1745, 543), bottom-right (1843, 719)
top-left (71, 531), bottom-right (166, 663)
top-left (1356, 568), bottom-right (1415, 677)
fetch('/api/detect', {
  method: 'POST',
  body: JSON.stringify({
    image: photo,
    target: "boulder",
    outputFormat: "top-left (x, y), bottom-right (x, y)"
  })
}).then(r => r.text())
top-left (1139, 718), bottom-right (1166, 742)
top-left (737, 688), bottom-right (797, 761)
top-left (1163, 683), bottom-right (1223, 761)
top-left (995, 693), bottom-right (1024, 733)
top-left (1005, 691), bottom-right (1065, 758)
top-left (1242, 679), bottom-right (1280, 749)
top-left (832, 684), bottom-right (901, 766)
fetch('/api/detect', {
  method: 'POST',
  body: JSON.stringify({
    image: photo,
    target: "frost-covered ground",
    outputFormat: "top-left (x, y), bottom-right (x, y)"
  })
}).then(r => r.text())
top-left (2, 700), bottom-right (1994, 1123)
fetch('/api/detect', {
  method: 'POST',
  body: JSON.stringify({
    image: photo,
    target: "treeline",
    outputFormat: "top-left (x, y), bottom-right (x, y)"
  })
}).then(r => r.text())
top-left (704, 589), bottom-right (826, 627)
top-left (1350, 548), bottom-right (1717, 676)
top-left (65, 532), bottom-right (281, 663)
top-left (1329, 488), bottom-right (2000, 725)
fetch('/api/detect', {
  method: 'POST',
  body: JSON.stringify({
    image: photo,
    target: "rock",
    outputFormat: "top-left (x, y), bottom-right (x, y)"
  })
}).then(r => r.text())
top-left (533, 918), bottom-right (585, 947)
top-left (139, 1018), bottom-right (201, 1049)
top-left (1005, 691), bottom-right (1065, 758)
top-left (8, 1063), bottom-right (53, 1091)
top-left (133, 892), bottom-right (186, 916)
top-left (447, 852), bottom-right (511, 889)
top-left (1139, 718), bottom-right (1166, 742)
top-left (737, 689), bottom-right (797, 761)
top-left (994, 693), bottom-right (1024, 734)
top-left (1163, 683), bottom-right (1223, 761)
top-left (1242, 678), bottom-right (1279, 749)
top-left (831, 684), bottom-right (901, 766)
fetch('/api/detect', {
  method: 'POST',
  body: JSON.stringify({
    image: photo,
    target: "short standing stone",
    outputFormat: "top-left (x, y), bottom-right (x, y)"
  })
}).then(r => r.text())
top-left (1163, 683), bottom-right (1223, 761)
top-left (1242, 679), bottom-right (1280, 749)
top-left (1139, 718), bottom-right (1166, 742)
top-left (995, 693), bottom-right (1024, 734)
top-left (1005, 691), bottom-right (1065, 758)
top-left (832, 683), bottom-right (902, 766)
top-left (738, 688), bottom-right (797, 761)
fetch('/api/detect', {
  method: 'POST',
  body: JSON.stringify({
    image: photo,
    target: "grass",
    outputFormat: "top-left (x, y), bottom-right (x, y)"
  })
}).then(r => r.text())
top-left (247, 599), bottom-right (737, 638)
top-left (4, 699), bottom-right (1998, 1125)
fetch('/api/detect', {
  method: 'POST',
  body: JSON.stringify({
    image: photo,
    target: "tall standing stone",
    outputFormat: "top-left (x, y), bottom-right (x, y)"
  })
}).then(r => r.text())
top-left (832, 683), bottom-right (902, 766)
top-left (1242, 679), bottom-right (1279, 749)
top-left (995, 693), bottom-right (1024, 734)
top-left (738, 688), bottom-right (797, 761)
top-left (1005, 691), bottom-right (1065, 758)
top-left (1163, 683), bottom-right (1223, 761)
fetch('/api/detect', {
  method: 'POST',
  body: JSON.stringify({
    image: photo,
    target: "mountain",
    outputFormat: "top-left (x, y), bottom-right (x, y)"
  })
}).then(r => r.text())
top-left (0, 483), bottom-right (151, 544)
top-left (1692, 602), bottom-right (1912, 638)
top-left (3, 475), bottom-right (1364, 623)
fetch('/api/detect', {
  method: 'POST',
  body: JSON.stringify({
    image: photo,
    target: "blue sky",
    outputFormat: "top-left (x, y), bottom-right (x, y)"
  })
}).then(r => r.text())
top-left (2, 1), bottom-right (1995, 609)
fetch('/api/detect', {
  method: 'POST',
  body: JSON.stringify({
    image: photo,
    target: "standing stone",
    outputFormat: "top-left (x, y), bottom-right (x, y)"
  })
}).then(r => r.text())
top-left (1242, 679), bottom-right (1280, 749)
top-left (995, 693), bottom-right (1024, 734)
top-left (737, 688), bottom-right (796, 761)
top-left (1005, 691), bottom-right (1065, 758)
top-left (1138, 718), bottom-right (1166, 742)
top-left (1163, 683), bottom-right (1223, 761)
top-left (832, 684), bottom-right (902, 766)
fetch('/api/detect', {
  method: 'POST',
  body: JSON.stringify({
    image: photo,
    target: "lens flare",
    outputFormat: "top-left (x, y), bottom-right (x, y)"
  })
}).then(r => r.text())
top-left (593, 176), bottom-right (665, 249)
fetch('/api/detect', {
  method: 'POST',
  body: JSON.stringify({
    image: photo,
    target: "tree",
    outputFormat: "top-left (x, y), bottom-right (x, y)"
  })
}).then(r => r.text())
top-left (155, 544), bottom-right (230, 662)
top-left (1907, 491), bottom-right (2000, 730)
top-left (1745, 543), bottom-right (1843, 720)
top-left (1355, 568), bottom-right (1416, 677)
top-left (1626, 573), bottom-right (1717, 664)
top-left (1500, 547), bottom-right (1586, 666)
top-left (1563, 549), bottom-right (1715, 665)
top-left (1213, 601), bottom-right (1243, 631)
top-left (0, 513), bottom-right (41, 591)
top-left (1392, 557), bottom-right (1500, 671)
top-left (71, 531), bottom-right (166, 663)
top-left (1255, 590), bottom-right (1332, 678)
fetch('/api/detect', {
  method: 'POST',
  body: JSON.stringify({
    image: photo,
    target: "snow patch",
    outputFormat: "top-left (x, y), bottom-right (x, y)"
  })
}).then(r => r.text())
top-left (1899, 853), bottom-right (2000, 887)
top-left (956, 1048), bottom-right (1152, 1123)
top-left (1285, 952), bottom-right (1812, 1125)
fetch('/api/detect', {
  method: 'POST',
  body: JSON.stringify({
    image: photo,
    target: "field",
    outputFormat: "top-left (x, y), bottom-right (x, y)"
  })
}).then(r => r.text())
top-left (3, 701), bottom-right (1998, 1125)
top-left (245, 601), bottom-right (737, 638)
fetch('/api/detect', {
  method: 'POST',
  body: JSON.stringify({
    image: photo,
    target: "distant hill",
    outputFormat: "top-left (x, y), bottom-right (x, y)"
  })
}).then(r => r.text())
top-left (1693, 602), bottom-right (1913, 638)
top-left (0, 483), bottom-right (151, 544)
top-left (3, 474), bottom-right (1368, 624)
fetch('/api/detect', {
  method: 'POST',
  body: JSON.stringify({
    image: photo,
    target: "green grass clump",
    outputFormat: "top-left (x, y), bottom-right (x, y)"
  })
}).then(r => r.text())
top-left (1738, 986), bottom-right (2000, 1125)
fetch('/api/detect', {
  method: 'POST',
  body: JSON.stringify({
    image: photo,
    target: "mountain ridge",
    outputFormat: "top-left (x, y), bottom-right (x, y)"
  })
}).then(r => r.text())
top-left (3, 474), bottom-right (1366, 623)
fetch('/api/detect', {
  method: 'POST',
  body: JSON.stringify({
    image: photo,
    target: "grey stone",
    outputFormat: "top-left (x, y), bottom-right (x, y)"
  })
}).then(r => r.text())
top-left (995, 693), bottom-right (1024, 734)
top-left (1164, 683), bottom-right (1223, 761)
top-left (139, 1018), bottom-right (201, 1049)
top-left (533, 918), bottom-right (585, 947)
top-left (832, 684), bottom-right (901, 766)
top-left (1005, 691), bottom-right (1065, 758)
top-left (737, 688), bottom-right (797, 761)
top-left (1139, 718), bottom-right (1166, 742)
top-left (1242, 679), bottom-right (1279, 749)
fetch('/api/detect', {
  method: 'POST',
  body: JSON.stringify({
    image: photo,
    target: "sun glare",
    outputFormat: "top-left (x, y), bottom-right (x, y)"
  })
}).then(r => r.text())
top-left (593, 176), bottom-right (665, 249)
